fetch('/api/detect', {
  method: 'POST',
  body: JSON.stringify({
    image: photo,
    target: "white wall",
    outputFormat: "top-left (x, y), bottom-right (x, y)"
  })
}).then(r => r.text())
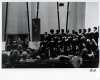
top-left (6, 2), bottom-right (29, 34)
top-left (68, 2), bottom-right (86, 33)
top-left (33, 2), bottom-right (85, 33)
top-left (29, 2), bottom-right (59, 34)
top-left (2, 2), bottom-right (99, 39)
top-left (85, 2), bottom-right (99, 29)
top-left (39, 2), bottom-right (58, 34)
top-left (38, 2), bottom-right (98, 33)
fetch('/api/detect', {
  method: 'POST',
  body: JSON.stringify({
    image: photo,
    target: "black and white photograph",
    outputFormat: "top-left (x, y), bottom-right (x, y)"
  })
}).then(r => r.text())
top-left (2, 2), bottom-right (99, 68)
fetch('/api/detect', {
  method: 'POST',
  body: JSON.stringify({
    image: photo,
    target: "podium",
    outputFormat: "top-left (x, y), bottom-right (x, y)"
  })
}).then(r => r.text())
top-left (32, 18), bottom-right (40, 41)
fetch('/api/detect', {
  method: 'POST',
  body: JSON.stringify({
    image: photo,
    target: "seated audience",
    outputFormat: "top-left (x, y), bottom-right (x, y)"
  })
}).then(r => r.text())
top-left (3, 27), bottom-right (99, 68)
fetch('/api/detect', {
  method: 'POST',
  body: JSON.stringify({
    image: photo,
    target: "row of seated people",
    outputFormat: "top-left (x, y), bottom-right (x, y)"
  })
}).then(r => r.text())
top-left (39, 27), bottom-right (99, 67)
top-left (2, 27), bottom-right (99, 68)
top-left (6, 37), bottom-right (29, 51)
top-left (40, 27), bottom-right (99, 57)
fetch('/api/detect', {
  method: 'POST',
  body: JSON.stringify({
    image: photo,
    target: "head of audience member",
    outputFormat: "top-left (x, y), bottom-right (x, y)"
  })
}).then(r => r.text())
top-left (66, 30), bottom-right (69, 34)
top-left (50, 29), bottom-right (54, 34)
top-left (83, 29), bottom-right (87, 34)
top-left (79, 29), bottom-right (82, 34)
top-left (17, 37), bottom-right (21, 41)
top-left (72, 30), bottom-right (75, 34)
top-left (26, 48), bottom-right (32, 54)
top-left (93, 27), bottom-right (97, 32)
top-left (44, 32), bottom-right (48, 35)
top-left (22, 51), bottom-right (28, 60)
top-left (88, 28), bottom-right (91, 33)
top-left (17, 44), bottom-right (22, 50)
top-left (75, 32), bottom-right (78, 35)
top-left (13, 49), bottom-right (18, 53)
top-left (61, 29), bottom-right (64, 34)
top-left (56, 30), bottom-right (59, 34)
top-left (81, 36), bottom-right (86, 42)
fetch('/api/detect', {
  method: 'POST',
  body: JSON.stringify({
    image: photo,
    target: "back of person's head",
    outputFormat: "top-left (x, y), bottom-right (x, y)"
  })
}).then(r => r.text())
top-left (18, 44), bottom-right (22, 49)
top-left (58, 30), bottom-right (60, 33)
top-left (72, 30), bottom-right (75, 34)
top-left (44, 32), bottom-right (48, 35)
top-left (83, 29), bottom-right (86, 33)
top-left (50, 29), bottom-right (54, 34)
top-left (93, 27), bottom-right (97, 31)
top-left (56, 29), bottom-right (60, 34)
top-left (56, 30), bottom-right (58, 33)
top-left (22, 51), bottom-right (28, 59)
top-left (82, 47), bottom-right (88, 54)
top-left (75, 32), bottom-right (78, 35)
top-left (88, 28), bottom-right (91, 32)
top-left (13, 49), bottom-right (18, 55)
top-left (61, 29), bottom-right (64, 33)
top-left (79, 29), bottom-right (82, 33)
top-left (22, 51), bottom-right (27, 55)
